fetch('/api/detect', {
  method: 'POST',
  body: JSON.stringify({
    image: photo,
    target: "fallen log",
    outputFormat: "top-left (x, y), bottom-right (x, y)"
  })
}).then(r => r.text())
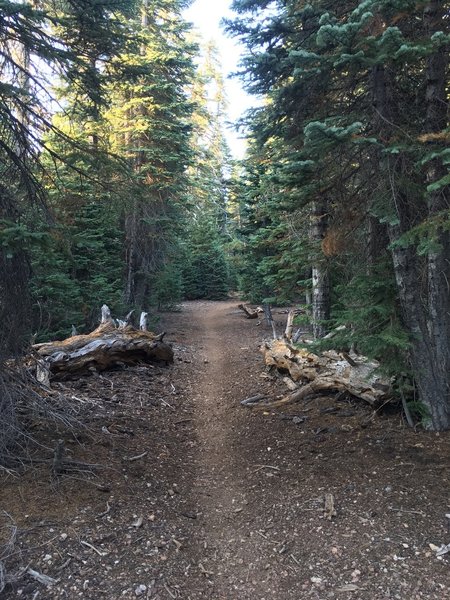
top-left (237, 303), bottom-right (263, 319)
top-left (247, 339), bottom-right (391, 409)
top-left (33, 306), bottom-right (173, 380)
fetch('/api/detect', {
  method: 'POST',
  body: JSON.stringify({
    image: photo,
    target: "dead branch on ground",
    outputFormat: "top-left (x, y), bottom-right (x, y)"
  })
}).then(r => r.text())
top-left (237, 304), bottom-right (263, 319)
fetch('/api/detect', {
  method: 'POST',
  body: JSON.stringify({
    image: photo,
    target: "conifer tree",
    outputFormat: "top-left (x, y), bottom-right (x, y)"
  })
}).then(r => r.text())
top-left (182, 38), bottom-right (234, 299)
top-left (0, 0), bottom-right (136, 453)
top-left (0, 0), bottom-right (134, 348)
top-left (229, 0), bottom-right (450, 428)
top-left (107, 0), bottom-right (196, 311)
top-left (182, 219), bottom-right (230, 300)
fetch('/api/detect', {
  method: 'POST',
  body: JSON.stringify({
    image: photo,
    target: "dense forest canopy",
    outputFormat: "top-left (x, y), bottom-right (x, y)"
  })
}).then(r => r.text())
top-left (0, 0), bottom-right (449, 429)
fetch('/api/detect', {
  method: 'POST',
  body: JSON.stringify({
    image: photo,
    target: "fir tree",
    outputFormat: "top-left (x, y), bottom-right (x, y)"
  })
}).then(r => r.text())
top-left (0, 0), bottom-right (134, 349)
top-left (182, 219), bottom-right (230, 300)
top-left (229, 0), bottom-right (450, 428)
top-left (107, 0), bottom-right (196, 311)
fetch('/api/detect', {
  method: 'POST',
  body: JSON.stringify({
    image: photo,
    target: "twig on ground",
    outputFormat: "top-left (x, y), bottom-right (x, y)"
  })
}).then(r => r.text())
top-left (0, 561), bottom-right (5, 594)
top-left (96, 502), bottom-right (111, 518)
top-left (0, 466), bottom-right (18, 477)
top-left (27, 568), bottom-right (58, 587)
top-left (389, 508), bottom-right (426, 516)
top-left (253, 465), bottom-right (280, 473)
top-left (290, 553), bottom-right (301, 566)
top-left (80, 540), bottom-right (108, 556)
top-left (199, 563), bottom-right (214, 577)
top-left (164, 583), bottom-right (177, 598)
top-left (125, 451), bottom-right (148, 462)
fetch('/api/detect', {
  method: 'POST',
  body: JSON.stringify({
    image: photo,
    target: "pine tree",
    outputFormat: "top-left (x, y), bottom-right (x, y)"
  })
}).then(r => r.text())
top-left (229, 0), bottom-right (450, 428)
top-left (0, 0), bottom-right (135, 453)
top-left (181, 37), bottom-right (235, 299)
top-left (107, 0), bottom-right (196, 311)
top-left (183, 219), bottom-right (230, 300)
top-left (0, 0), bottom-right (134, 349)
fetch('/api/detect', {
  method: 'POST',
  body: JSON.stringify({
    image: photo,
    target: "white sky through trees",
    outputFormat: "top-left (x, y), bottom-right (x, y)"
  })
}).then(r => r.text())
top-left (184, 0), bottom-right (255, 159)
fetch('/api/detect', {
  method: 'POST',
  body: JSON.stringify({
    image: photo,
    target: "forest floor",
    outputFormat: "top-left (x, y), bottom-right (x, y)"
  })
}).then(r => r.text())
top-left (1, 300), bottom-right (450, 600)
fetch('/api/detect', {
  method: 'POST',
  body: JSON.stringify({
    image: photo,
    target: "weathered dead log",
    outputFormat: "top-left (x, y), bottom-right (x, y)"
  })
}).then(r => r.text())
top-left (33, 314), bottom-right (173, 379)
top-left (237, 303), bottom-right (262, 319)
top-left (249, 339), bottom-right (391, 409)
top-left (139, 311), bottom-right (148, 331)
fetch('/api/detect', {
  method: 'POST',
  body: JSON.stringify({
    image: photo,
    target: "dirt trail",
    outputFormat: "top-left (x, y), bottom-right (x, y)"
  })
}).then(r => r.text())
top-left (186, 301), bottom-right (281, 599)
top-left (162, 301), bottom-right (450, 600)
top-left (1, 300), bottom-right (449, 600)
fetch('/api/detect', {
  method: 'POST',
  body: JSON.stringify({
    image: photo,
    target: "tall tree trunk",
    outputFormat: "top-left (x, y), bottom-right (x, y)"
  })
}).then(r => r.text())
top-left (0, 186), bottom-right (32, 357)
top-left (123, 0), bottom-right (161, 311)
top-left (367, 216), bottom-right (388, 268)
top-left (124, 205), bottom-right (138, 306)
top-left (311, 197), bottom-right (330, 338)
top-left (124, 1), bottom-right (149, 310)
top-left (373, 19), bottom-right (450, 429)
top-left (423, 0), bottom-right (450, 428)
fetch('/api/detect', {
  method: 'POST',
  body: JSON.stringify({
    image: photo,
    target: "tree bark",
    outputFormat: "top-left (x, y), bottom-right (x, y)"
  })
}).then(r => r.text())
top-left (423, 0), bottom-right (450, 428)
top-left (254, 339), bottom-right (392, 409)
top-left (34, 319), bottom-right (173, 379)
top-left (372, 13), bottom-right (450, 429)
top-left (311, 198), bottom-right (330, 338)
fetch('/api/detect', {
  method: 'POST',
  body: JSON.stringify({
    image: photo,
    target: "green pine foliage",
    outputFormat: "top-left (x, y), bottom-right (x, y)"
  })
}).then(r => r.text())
top-left (182, 220), bottom-right (230, 300)
top-left (228, 0), bottom-right (450, 427)
top-left (29, 225), bottom-right (84, 341)
top-left (29, 201), bottom-right (126, 339)
top-left (177, 38), bottom-right (235, 302)
top-left (153, 260), bottom-right (185, 311)
top-left (323, 258), bottom-right (411, 375)
top-left (106, 0), bottom-right (197, 309)
top-left (0, 0), bottom-right (135, 353)
top-left (70, 203), bottom-right (125, 328)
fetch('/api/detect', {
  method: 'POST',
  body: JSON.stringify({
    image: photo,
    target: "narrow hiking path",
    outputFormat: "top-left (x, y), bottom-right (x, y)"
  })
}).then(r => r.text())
top-left (182, 300), bottom-right (294, 599)
top-left (1, 301), bottom-right (450, 599)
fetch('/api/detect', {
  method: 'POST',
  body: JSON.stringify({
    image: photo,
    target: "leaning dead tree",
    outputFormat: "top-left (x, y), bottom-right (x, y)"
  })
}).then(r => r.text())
top-left (33, 305), bottom-right (173, 381)
top-left (243, 339), bottom-right (392, 410)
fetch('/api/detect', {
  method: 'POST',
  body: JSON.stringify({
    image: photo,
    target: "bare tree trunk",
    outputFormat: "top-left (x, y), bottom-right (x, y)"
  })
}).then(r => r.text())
top-left (423, 0), bottom-right (450, 429)
top-left (367, 216), bottom-right (388, 268)
top-left (124, 205), bottom-right (138, 306)
top-left (311, 198), bottom-right (330, 338)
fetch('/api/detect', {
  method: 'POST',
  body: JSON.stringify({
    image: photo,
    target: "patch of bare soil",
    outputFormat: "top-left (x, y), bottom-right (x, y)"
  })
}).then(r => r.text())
top-left (1, 300), bottom-right (449, 599)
